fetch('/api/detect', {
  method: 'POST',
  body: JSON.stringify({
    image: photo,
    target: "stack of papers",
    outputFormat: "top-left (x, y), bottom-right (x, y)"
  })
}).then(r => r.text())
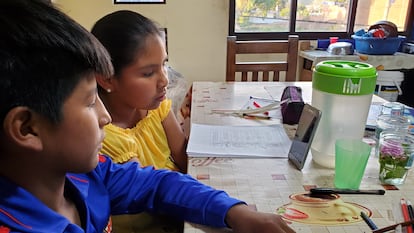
top-left (186, 123), bottom-right (292, 158)
top-left (366, 103), bottom-right (382, 130)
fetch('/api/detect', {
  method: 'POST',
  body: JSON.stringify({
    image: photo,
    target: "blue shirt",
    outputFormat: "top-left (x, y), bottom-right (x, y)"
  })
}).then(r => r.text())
top-left (0, 155), bottom-right (243, 232)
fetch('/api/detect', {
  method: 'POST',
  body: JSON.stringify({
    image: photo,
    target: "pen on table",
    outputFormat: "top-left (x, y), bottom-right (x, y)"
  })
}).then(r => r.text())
top-left (310, 187), bottom-right (385, 195)
top-left (242, 113), bottom-right (271, 120)
top-left (407, 200), bottom-right (414, 231)
top-left (253, 101), bottom-right (261, 108)
top-left (401, 198), bottom-right (413, 233)
top-left (360, 211), bottom-right (378, 230)
top-left (249, 96), bottom-right (275, 102)
top-left (395, 224), bottom-right (403, 233)
top-left (373, 219), bottom-right (414, 233)
top-left (252, 101), bottom-right (269, 115)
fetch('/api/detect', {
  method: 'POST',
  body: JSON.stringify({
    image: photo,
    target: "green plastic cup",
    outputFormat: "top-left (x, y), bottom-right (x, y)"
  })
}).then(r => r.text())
top-left (334, 139), bottom-right (372, 189)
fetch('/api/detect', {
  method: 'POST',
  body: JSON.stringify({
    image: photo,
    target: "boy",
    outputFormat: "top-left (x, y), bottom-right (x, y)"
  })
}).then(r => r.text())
top-left (0, 0), bottom-right (294, 232)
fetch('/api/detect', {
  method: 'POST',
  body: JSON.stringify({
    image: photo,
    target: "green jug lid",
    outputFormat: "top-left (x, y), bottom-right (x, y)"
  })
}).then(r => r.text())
top-left (312, 60), bottom-right (377, 95)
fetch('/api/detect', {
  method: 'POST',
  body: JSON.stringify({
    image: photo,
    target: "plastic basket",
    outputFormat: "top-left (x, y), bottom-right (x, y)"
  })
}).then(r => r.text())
top-left (351, 35), bottom-right (406, 55)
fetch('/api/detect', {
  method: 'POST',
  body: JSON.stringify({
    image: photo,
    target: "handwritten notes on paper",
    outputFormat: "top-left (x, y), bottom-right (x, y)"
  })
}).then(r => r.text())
top-left (187, 123), bottom-right (292, 158)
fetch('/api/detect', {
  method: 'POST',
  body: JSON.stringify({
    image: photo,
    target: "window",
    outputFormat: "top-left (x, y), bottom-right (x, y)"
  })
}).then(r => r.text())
top-left (229, 0), bottom-right (414, 40)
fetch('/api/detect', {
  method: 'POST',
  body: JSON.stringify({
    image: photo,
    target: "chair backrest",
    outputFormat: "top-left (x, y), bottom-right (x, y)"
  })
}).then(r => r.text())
top-left (226, 35), bottom-right (299, 82)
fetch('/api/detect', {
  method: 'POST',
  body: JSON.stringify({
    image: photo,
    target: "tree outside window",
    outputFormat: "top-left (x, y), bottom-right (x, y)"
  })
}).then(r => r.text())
top-left (230, 0), bottom-right (413, 40)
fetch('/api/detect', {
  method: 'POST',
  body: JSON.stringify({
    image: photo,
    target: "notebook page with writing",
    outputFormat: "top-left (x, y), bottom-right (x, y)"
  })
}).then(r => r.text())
top-left (187, 123), bottom-right (291, 158)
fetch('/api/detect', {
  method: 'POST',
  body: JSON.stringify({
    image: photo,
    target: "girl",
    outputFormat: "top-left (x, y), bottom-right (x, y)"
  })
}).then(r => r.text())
top-left (91, 10), bottom-right (189, 232)
top-left (92, 10), bottom-right (188, 173)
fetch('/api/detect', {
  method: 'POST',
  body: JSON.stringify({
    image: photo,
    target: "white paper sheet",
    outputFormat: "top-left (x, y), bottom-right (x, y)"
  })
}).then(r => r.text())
top-left (187, 123), bottom-right (292, 158)
top-left (366, 103), bottom-right (382, 130)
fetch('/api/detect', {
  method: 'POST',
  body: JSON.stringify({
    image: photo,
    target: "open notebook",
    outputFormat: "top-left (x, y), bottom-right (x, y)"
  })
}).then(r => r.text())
top-left (186, 123), bottom-right (292, 158)
top-left (187, 97), bottom-right (292, 158)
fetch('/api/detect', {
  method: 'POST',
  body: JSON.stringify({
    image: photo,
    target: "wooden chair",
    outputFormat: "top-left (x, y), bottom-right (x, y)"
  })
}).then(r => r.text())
top-left (226, 35), bottom-right (299, 82)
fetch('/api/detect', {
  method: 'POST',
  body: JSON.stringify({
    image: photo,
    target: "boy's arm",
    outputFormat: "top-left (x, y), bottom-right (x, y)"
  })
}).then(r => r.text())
top-left (99, 156), bottom-right (294, 232)
top-left (99, 156), bottom-right (242, 227)
top-left (225, 204), bottom-right (295, 233)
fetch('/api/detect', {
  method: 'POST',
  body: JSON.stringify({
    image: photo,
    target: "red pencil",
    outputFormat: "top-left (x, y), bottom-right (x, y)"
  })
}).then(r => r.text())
top-left (401, 198), bottom-right (413, 233)
top-left (252, 101), bottom-right (269, 115)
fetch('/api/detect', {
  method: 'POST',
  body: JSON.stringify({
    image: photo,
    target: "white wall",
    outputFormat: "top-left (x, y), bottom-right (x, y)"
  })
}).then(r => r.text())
top-left (55, 0), bottom-right (229, 85)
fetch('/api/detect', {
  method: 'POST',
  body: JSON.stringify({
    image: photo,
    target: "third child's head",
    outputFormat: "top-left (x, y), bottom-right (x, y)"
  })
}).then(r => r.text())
top-left (92, 10), bottom-right (169, 111)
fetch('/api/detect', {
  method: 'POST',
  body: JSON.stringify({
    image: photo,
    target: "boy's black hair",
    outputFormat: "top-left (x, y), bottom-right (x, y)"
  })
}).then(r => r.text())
top-left (0, 0), bottom-right (113, 125)
top-left (91, 10), bottom-right (161, 77)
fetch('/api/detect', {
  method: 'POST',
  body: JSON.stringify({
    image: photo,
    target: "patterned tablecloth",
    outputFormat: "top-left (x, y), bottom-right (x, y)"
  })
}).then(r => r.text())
top-left (184, 155), bottom-right (414, 233)
top-left (184, 81), bottom-right (414, 233)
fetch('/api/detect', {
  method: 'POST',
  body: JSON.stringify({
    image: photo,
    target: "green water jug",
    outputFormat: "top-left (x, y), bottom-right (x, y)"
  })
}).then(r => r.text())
top-left (311, 60), bottom-right (377, 168)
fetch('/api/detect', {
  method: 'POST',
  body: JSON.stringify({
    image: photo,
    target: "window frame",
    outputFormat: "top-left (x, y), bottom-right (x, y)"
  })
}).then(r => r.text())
top-left (229, 0), bottom-right (414, 40)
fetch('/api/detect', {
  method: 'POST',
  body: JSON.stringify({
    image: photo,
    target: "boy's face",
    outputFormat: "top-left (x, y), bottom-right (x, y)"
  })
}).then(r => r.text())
top-left (42, 76), bottom-right (111, 173)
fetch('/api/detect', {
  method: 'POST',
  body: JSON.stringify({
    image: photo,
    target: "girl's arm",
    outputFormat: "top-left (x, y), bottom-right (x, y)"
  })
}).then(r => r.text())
top-left (162, 110), bottom-right (188, 173)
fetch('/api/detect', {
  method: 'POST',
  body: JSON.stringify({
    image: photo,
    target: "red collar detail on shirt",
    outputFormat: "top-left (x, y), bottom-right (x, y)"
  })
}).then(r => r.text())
top-left (99, 154), bottom-right (107, 163)
top-left (0, 226), bottom-right (11, 233)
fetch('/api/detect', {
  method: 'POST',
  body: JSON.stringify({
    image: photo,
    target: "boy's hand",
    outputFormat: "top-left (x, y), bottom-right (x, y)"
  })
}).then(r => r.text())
top-left (225, 204), bottom-right (295, 233)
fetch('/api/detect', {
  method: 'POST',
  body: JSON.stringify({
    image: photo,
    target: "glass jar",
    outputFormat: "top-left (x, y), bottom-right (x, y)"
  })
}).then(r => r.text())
top-left (377, 131), bottom-right (414, 185)
top-left (381, 102), bottom-right (405, 116)
top-left (375, 114), bottom-right (410, 139)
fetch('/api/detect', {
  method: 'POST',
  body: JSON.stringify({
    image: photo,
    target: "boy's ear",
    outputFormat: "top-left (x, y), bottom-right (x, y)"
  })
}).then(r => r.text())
top-left (3, 107), bottom-right (44, 151)
top-left (96, 74), bottom-right (114, 92)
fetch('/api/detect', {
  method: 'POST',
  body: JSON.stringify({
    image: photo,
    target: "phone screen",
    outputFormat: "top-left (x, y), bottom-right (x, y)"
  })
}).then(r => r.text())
top-left (288, 104), bottom-right (321, 170)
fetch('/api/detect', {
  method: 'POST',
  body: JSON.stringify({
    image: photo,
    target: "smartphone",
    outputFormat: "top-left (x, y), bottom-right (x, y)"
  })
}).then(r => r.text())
top-left (288, 104), bottom-right (322, 170)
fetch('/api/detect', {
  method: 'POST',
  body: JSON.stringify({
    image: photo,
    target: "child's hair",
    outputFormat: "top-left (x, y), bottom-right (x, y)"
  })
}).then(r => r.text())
top-left (0, 0), bottom-right (113, 125)
top-left (91, 10), bottom-right (162, 77)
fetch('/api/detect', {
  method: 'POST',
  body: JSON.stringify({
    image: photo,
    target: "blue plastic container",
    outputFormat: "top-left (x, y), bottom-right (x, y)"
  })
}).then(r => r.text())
top-left (317, 38), bottom-right (355, 50)
top-left (351, 35), bottom-right (405, 55)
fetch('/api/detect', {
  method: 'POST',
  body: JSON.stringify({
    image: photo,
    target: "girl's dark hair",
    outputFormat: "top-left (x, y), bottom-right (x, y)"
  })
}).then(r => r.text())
top-left (91, 10), bottom-right (162, 77)
top-left (0, 0), bottom-right (113, 124)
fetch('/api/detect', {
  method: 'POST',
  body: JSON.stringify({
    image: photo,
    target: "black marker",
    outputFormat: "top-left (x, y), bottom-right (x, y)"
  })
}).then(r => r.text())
top-left (310, 188), bottom-right (385, 195)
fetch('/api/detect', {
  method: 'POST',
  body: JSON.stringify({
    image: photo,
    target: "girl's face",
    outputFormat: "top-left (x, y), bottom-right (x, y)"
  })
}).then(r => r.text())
top-left (112, 34), bottom-right (169, 110)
